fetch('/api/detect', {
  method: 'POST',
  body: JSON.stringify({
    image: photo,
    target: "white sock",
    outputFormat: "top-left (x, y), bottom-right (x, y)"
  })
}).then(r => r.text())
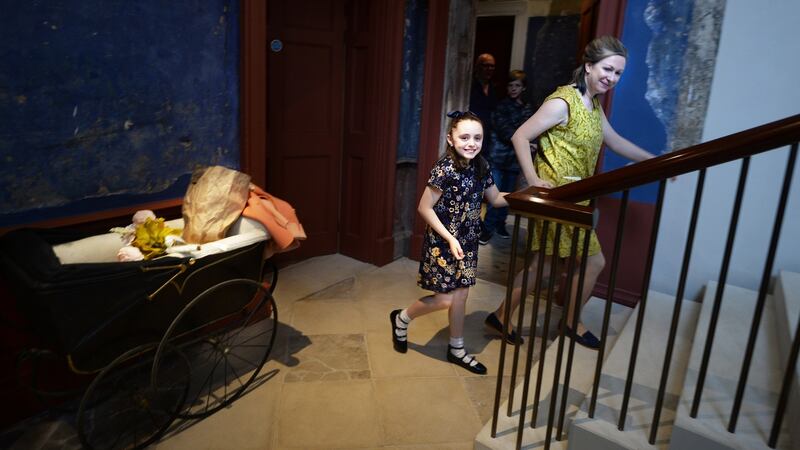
top-left (394, 309), bottom-right (411, 342)
top-left (449, 337), bottom-right (466, 358)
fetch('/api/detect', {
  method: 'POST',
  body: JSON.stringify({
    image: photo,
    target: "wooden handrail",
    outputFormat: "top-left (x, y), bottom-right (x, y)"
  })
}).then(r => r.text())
top-left (514, 113), bottom-right (800, 205)
top-left (506, 189), bottom-right (594, 228)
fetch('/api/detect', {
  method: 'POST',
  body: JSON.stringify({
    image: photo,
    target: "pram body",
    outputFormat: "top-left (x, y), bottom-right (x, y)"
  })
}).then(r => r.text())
top-left (0, 216), bottom-right (279, 449)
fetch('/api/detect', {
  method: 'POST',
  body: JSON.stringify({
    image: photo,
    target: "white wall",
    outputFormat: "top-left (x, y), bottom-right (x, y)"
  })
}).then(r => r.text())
top-left (651, 0), bottom-right (800, 298)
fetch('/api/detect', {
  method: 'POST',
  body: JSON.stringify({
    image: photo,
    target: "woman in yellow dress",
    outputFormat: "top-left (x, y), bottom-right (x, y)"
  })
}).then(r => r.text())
top-left (484, 36), bottom-right (658, 349)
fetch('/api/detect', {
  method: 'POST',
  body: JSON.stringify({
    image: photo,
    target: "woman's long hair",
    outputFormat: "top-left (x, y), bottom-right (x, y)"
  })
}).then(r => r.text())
top-left (572, 36), bottom-right (628, 95)
top-left (443, 111), bottom-right (489, 179)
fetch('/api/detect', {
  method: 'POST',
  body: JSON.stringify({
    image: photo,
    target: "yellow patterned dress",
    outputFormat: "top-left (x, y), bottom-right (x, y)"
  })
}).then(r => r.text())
top-left (532, 85), bottom-right (603, 257)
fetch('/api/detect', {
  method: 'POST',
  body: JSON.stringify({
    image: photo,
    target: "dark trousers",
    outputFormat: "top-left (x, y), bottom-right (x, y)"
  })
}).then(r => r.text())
top-left (483, 167), bottom-right (519, 233)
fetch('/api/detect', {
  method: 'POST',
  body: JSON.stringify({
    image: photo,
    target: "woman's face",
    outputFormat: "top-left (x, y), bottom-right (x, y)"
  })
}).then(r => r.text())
top-left (447, 119), bottom-right (483, 160)
top-left (507, 79), bottom-right (525, 99)
top-left (585, 54), bottom-right (626, 95)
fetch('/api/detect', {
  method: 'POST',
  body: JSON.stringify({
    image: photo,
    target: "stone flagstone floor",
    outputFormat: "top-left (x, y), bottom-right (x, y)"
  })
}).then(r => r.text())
top-left (4, 227), bottom-right (553, 449)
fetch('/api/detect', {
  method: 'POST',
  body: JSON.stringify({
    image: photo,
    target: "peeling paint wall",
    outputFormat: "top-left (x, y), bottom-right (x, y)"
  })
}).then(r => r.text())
top-left (604, 0), bottom-right (694, 204)
top-left (653, 0), bottom-right (800, 298)
top-left (0, 0), bottom-right (239, 227)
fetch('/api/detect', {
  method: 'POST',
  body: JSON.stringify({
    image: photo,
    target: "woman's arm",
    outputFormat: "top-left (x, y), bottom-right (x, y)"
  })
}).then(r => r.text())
top-left (511, 98), bottom-right (569, 188)
top-left (484, 185), bottom-right (508, 208)
top-left (418, 185), bottom-right (464, 260)
top-left (600, 110), bottom-right (657, 162)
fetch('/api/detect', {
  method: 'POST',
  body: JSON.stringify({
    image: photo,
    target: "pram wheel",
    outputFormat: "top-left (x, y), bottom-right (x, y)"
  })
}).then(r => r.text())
top-left (77, 343), bottom-right (190, 450)
top-left (152, 278), bottom-right (277, 419)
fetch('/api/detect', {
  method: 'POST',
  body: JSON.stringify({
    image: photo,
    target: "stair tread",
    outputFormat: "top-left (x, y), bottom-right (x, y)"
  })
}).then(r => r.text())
top-left (776, 270), bottom-right (800, 355)
top-left (672, 281), bottom-right (792, 450)
top-left (570, 290), bottom-right (701, 449)
top-left (474, 296), bottom-right (634, 450)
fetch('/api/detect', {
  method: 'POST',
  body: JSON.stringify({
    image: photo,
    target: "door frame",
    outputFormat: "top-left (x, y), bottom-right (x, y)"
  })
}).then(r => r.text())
top-left (410, 0), bottom-right (451, 259)
top-left (240, 0), bottom-right (405, 266)
top-left (240, 0), bottom-right (267, 189)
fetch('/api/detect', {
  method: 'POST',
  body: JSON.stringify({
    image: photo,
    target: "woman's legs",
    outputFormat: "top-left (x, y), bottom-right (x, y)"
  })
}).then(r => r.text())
top-left (492, 252), bottom-right (550, 331)
top-left (491, 250), bottom-right (605, 341)
top-left (565, 252), bottom-right (605, 334)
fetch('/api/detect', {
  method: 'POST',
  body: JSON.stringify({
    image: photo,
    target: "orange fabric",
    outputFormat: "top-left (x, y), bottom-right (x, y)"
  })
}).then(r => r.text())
top-left (242, 185), bottom-right (306, 257)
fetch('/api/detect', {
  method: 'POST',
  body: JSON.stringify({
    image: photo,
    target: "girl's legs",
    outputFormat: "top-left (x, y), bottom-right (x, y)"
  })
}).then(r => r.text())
top-left (392, 287), bottom-right (487, 374)
top-left (391, 291), bottom-right (456, 353)
top-left (446, 287), bottom-right (469, 338)
top-left (445, 287), bottom-right (487, 374)
top-left (406, 291), bottom-right (456, 319)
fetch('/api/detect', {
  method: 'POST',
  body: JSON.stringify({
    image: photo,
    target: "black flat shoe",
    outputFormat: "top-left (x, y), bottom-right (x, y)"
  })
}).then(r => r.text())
top-left (565, 326), bottom-right (601, 349)
top-left (390, 309), bottom-right (408, 353)
top-left (447, 346), bottom-right (487, 375)
top-left (484, 312), bottom-right (524, 345)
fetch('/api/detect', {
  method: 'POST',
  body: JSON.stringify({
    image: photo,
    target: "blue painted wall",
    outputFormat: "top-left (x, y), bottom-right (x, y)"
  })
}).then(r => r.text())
top-left (396, 0), bottom-right (428, 163)
top-left (0, 0), bottom-right (240, 227)
top-left (605, 0), bottom-right (693, 203)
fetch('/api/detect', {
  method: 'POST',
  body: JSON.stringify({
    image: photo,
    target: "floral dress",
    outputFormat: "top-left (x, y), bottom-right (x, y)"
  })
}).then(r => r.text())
top-left (418, 156), bottom-right (494, 293)
top-left (533, 85), bottom-right (603, 257)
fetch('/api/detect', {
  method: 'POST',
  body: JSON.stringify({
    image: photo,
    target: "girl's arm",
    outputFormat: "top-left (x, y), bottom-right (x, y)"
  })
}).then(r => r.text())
top-left (600, 109), bottom-right (657, 162)
top-left (484, 185), bottom-right (508, 208)
top-left (511, 98), bottom-right (570, 188)
top-left (418, 185), bottom-right (464, 260)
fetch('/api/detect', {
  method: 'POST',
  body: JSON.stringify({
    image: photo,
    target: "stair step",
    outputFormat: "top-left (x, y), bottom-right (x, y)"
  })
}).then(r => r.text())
top-left (568, 290), bottom-right (701, 450)
top-left (774, 271), bottom-right (800, 450)
top-left (474, 296), bottom-right (634, 450)
top-left (671, 281), bottom-right (792, 450)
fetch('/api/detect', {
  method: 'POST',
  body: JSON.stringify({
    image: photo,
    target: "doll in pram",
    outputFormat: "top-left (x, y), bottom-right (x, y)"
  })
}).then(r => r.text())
top-left (0, 170), bottom-right (299, 449)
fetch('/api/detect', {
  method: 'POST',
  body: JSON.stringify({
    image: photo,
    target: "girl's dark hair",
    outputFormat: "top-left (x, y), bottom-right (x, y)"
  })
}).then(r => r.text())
top-left (444, 111), bottom-right (489, 179)
top-left (572, 36), bottom-right (628, 95)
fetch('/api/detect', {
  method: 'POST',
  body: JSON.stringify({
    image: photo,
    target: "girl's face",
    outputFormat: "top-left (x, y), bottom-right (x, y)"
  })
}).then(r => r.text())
top-left (447, 119), bottom-right (483, 160)
top-left (507, 79), bottom-right (524, 99)
top-left (585, 54), bottom-right (626, 95)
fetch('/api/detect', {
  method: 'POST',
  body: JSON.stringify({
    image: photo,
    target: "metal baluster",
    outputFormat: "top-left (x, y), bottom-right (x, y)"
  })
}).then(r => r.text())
top-left (516, 221), bottom-right (552, 450)
top-left (588, 190), bottom-right (629, 418)
top-left (531, 224), bottom-right (563, 427)
top-left (769, 309), bottom-right (800, 448)
top-left (730, 142), bottom-right (797, 432)
top-left (690, 157), bottom-right (750, 417)
top-left (507, 219), bottom-right (537, 417)
top-left (650, 169), bottom-right (707, 444)
top-left (492, 214), bottom-right (522, 437)
top-left (557, 229), bottom-right (593, 440)
top-left (545, 231), bottom-right (580, 447)
top-left (618, 180), bottom-right (667, 429)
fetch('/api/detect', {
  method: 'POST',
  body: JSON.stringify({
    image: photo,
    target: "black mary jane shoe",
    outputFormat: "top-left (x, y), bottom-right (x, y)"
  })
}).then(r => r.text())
top-left (390, 309), bottom-right (408, 353)
top-left (484, 312), bottom-right (524, 345)
top-left (447, 346), bottom-right (487, 375)
top-left (564, 326), bottom-right (601, 350)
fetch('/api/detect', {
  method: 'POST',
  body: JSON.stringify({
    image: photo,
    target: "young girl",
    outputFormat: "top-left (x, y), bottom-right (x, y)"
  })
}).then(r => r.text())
top-left (390, 111), bottom-right (508, 374)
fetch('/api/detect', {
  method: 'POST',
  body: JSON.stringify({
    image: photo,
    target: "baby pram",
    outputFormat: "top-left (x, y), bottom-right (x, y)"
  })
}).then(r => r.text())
top-left (0, 216), bottom-right (279, 449)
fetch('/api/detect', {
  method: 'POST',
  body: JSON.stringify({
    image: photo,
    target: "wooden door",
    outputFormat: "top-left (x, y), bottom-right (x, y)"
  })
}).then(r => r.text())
top-left (474, 15), bottom-right (515, 96)
top-left (266, 0), bottom-right (346, 259)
